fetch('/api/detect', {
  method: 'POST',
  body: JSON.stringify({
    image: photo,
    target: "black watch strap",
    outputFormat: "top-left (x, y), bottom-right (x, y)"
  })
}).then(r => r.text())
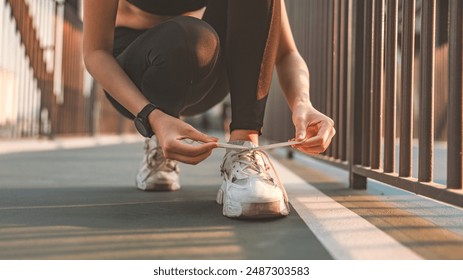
top-left (137, 103), bottom-right (160, 119)
top-left (134, 103), bottom-right (161, 138)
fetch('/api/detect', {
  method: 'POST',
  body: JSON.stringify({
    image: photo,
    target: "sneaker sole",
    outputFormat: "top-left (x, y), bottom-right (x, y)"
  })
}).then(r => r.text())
top-left (137, 181), bottom-right (180, 192)
top-left (216, 188), bottom-right (289, 218)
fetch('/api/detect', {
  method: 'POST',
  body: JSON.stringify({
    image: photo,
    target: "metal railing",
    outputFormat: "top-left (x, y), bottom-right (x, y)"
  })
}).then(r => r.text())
top-left (264, 0), bottom-right (463, 207)
top-left (0, 0), bottom-right (133, 138)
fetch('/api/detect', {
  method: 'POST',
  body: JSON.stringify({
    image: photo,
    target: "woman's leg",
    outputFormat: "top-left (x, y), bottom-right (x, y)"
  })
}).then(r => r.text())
top-left (107, 16), bottom-right (223, 118)
top-left (203, 0), bottom-right (289, 219)
top-left (203, 0), bottom-right (281, 140)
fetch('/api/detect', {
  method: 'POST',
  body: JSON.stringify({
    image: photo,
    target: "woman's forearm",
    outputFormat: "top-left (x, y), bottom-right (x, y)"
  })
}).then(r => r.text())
top-left (84, 50), bottom-right (149, 116)
top-left (275, 50), bottom-right (312, 110)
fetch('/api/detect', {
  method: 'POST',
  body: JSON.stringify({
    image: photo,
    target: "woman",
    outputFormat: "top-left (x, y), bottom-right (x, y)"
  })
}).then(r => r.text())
top-left (83, 0), bottom-right (335, 219)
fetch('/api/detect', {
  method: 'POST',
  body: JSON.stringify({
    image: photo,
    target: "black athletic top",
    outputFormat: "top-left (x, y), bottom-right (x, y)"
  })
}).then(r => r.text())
top-left (127, 0), bottom-right (208, 15)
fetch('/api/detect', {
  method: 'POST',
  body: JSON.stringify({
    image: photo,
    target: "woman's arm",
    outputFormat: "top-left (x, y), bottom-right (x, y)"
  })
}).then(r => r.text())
top-left (83, 0), bottom-right (217, 164)
top-left (275, 0), bottom-right (335, 154)
top-left (83, 0), bottom-right (149, 116)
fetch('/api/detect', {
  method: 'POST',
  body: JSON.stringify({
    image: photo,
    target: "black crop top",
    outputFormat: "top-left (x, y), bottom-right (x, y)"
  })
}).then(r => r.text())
top-left (128, 0), bottom-right (208, 16)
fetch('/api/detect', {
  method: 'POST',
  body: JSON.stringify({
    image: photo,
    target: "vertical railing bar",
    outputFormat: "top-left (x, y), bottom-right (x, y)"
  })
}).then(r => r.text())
top-left (338, 0), bottom-right (343, 159)
top-left (399, 0), bottom-right (415, 178)
top-left (17, 0), bottom-right (25, 137)
top-left (320, 0), bottom-right (327, 117)
top-left (362, 0), bottom-right (374, 166)
top-left (320, 0), bottom-right (324, 111)
top-left (330, 0), bottom-right (341, 158)
top-left (23, 0), bottom-right (30, 137)
top-left (384, 0), bottom-right (398, 173)
top-left (348, 0), bottom-right (367, 189)
top-left (29, 0), bottom-right (36, 137)
top-left (314, 0), bottom-right (321, 111)
top-left (41, 0), bottom-right (53, 136)
top-left (447, 0), bottom-right (463, 189)
top-left (36, 0), bottom-right (45, 136)
top-left (331, 0), bottom-right (340, 159)
top-left (27, 0), bottom-right (38, 137)
top-left (371, 0), bottom-right (385, 170)
top-left (335, 0), bottom-right (346, 159)
top-left (339, 0), bottom-right (348, 161)
top-left (310, 0), bottom-right (315, 109)
top-left (325, 0), bottom-right (334, 157)
top-left (418, 0), bottom-right (435, 182)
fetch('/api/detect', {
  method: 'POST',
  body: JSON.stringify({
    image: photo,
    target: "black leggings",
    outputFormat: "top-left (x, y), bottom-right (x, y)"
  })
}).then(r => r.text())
top-left (107, 0), bottom-right (281, 134)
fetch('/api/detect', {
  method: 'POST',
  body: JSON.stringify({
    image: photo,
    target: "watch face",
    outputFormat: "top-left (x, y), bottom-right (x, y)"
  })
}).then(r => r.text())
top-left (134, 118), bottom-right (149, 137)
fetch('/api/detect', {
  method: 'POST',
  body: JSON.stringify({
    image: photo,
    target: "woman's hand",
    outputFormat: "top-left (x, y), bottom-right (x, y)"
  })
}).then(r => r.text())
top-left (292, 101), bottom-right (336, 155)
top-left (149, 110), bottom-right (218, 164)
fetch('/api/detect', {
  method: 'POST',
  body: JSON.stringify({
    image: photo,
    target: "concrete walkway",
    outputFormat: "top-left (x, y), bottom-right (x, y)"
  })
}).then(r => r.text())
top-left (0, 138), bottom-right (330, 259)
top-left (0, 136), bottom-right (462, 259)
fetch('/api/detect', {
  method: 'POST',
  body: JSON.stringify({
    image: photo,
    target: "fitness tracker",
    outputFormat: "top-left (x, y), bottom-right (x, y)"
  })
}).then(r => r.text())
top-left (134, 103), bottom-right (161, 137)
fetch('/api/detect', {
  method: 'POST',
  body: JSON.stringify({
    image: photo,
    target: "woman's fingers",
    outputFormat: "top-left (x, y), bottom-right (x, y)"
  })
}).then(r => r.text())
top-left (295, 121), bottom-right (336, 154)
top-left (185, 125), bottom-right (219, 143)
top-left (164, 140), bottom-right (217, 157)
top-left (151, 112), bottom-right (217, 164)
top-left (165, 148), bottom-right (213, 165)
top-left (161, 125), bottom-right (218, 164)
top-left (317, 121), bottom-right (335, 145)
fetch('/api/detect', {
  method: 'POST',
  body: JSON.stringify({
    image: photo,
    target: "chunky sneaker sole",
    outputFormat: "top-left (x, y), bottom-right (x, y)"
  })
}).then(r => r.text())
top-left (216, 184), bottom-right (289, 218)
top-left (136, 176), bottom-right (180, 192)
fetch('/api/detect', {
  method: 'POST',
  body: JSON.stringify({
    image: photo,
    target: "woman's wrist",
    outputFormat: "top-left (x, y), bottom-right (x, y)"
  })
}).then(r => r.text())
top-left (148, 108), bottom-right (169, 134)
top-left (291, 95), bottom-right (313, 112)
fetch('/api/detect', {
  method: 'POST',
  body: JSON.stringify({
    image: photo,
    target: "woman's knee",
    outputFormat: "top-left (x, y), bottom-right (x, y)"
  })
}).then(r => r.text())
top-left (169, 16), bottom-right (221, 82)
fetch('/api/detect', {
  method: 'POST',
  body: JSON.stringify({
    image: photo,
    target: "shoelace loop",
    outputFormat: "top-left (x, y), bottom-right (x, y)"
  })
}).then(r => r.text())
top-left (222, 149), bottom-right (275, 184)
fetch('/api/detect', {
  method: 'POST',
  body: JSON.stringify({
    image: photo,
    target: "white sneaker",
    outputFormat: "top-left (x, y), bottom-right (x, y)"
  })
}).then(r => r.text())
top-left (217, 141), bottom-right (290, 218)
top-left (136, 136), bottom-right (180, 191)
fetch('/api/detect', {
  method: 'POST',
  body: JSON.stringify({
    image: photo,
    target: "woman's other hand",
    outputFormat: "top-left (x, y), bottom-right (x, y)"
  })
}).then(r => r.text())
top-left (292, 102), bottom-right (335, 155)
top-left (149, 110), bottom-right (218, 164)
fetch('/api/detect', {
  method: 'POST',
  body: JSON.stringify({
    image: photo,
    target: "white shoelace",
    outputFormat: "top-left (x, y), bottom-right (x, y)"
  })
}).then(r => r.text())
top-left (183, 138), bottom-right (306, 151)
top-left (217, 140), bottom-right (306, 151)
top-left (227, 149), bottom-right (274, 183)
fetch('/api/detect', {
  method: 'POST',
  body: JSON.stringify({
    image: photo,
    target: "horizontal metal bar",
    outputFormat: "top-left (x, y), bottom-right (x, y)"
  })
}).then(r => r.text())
top-left (309, 154), bottom-right (349, 171)
top-left (352, 165), bottom-right (463, 208)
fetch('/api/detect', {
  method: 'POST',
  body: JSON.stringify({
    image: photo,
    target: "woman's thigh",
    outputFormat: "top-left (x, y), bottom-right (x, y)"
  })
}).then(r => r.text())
top-left (108, 16), bottom-right (227, 118)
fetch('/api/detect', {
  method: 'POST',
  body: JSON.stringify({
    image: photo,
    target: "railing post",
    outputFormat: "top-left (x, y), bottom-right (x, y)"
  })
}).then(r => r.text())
top-left (361, 0), bottom-right (374, 167)
top-left (399, 0), bottom-right (415, 178)
top-left (338, 0), bottom-right (348, 161)
top-left (418, 0), bottom-right (435, 183)
top-left (447, 0), bottom-right (463, 189)
top-left (325, 0), bottom-right (334, 157)
top-left (371, 0), bottom-right (385, 170)
top-left (348, 0), bottom-right (367, 189)
top-left (331, 0), bottom-right (340, 159)
top-left (384, 0), bottom-right (398, 173)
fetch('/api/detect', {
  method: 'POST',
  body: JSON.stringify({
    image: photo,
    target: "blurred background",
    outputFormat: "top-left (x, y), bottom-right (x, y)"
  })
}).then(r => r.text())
top-left (0, 0), bottom-right (454, 140)
top-left (0, 0), bottom-right (227, 139)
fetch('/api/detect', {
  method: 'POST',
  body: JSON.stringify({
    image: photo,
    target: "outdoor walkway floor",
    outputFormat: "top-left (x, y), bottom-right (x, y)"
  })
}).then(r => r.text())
top-left (0, 135), bottom-right (462, 259)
